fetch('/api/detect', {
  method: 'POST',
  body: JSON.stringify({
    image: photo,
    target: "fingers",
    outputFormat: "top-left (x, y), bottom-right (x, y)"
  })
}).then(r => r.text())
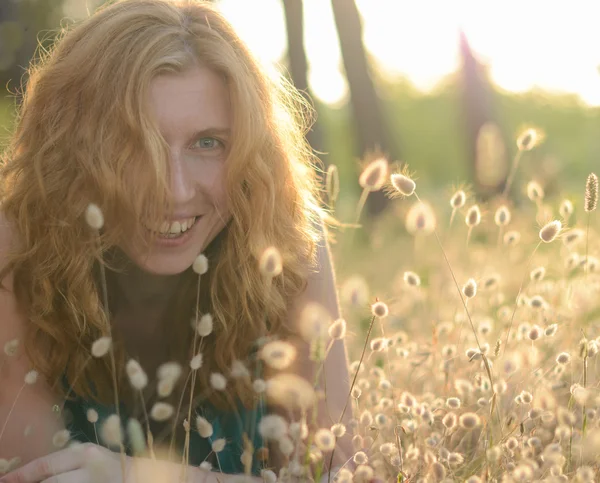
top-left (40, 469), bottom-right (87, 483)
top-left (0, 444), bottom-right (89, 483)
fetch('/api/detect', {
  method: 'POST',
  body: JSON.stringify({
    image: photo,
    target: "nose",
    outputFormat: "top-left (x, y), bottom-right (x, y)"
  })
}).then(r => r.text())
top-left (169, 153), bottom-right (196, 204)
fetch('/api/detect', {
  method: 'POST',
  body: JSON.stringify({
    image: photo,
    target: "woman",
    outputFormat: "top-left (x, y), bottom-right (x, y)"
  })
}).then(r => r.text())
top-left (0, 0), bottom-right (353, 481)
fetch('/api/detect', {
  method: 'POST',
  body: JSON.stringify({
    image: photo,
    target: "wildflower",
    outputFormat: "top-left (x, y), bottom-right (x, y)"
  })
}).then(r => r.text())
top-left (314, 428), bottom-right (335, 451)
top-left (371, 301), bottom-right (389, 318)
top-left (24, 370), bottom-right (38, 385)
top-left (459, 412), bottom-right (480, 429)
top-left (196, 416), bottom-right (213, 438)
top-left (390, 172), bottom-right (416, 197)
top-left (359, 157), bottom-right (388, 191)
top-left (259, 246), bottom-right (283, 278)
top-left (150, 402), bottom-right (174, 422)
top-left (465, 205), bottom-right (481, 227)
top-left (403, 271), bottom-right (421, 287)
top-left (258, 414), bottom-right (288, 441)
top-left (494, 205), bottom-right (511, 226)
top-left (539, 220), bottom-right (561, 243)
top-left (195, 313), bottom-right (213, 337)
top-left (585, 173), bottom-right (598, 212)
top-left (192, 254), bottom-right (208, 275)
top-left (52, 429), bottom-right (70, 448)
top-left (260, 340), bottom-right (297, 370)
top-left (85, 203), bottom-right (104, 230)
top-left (3, 339), bottom-right (19, 357)
top-left (450, 190), bottom-right (466, 208)
top-left (126, 359), bottom-right (148, 390)
top-left (462, 278), bottom-right (477, 299)
top-left (210, 373), bottom-right (227, 391)
top-left (328, 318), bottom-right (347, 339)
top-left (91, 337), bottom-right (112, 358)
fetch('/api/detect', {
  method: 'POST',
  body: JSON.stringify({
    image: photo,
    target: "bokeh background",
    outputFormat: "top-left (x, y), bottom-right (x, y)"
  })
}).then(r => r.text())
top-left (1, 0), bottom-right (599, 268)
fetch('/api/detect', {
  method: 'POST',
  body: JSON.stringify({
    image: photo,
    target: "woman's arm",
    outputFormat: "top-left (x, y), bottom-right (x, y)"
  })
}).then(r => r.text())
top-left (267, 218), bottom-right (355, 475)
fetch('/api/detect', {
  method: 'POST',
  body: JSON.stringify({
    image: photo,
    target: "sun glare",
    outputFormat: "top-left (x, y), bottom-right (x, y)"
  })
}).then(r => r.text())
top-left (217, 0), bottom-right (600, 107)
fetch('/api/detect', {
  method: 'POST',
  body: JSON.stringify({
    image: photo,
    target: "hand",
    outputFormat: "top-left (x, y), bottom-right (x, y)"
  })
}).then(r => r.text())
top-left (0, 443), bottom-right (134, 483)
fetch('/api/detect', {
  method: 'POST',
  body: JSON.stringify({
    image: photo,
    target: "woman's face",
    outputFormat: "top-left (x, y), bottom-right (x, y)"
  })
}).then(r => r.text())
top-left (119, 65), bottom-right (232, 275)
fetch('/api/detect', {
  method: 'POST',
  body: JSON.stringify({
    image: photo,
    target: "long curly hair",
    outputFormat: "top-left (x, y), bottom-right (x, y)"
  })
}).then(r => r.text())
top-left (0, 0), bottom-right (326, 411)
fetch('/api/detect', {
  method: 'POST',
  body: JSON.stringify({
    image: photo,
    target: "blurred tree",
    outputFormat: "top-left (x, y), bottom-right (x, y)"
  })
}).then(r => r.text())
top-left (459, 30), bottom-right (507, 197)
top-left (330, 0), bottom-right (397, 217)
top-left (281, 0), bottom-right (325, 164)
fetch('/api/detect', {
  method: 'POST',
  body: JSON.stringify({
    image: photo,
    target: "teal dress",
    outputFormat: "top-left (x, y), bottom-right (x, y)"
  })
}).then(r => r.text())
top-left (63, 388), bottom-right (266, 476)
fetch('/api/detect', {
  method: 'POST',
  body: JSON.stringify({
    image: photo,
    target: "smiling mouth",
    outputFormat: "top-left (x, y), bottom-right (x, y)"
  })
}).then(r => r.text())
top-left (143, 216), bottom-right (201, 238)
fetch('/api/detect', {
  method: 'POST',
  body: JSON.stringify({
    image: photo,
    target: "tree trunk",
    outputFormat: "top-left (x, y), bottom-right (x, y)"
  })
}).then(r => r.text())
top-left (330, 0), bottom-right (396, 217)
top-left (281, 0), bottom-right (325, 163)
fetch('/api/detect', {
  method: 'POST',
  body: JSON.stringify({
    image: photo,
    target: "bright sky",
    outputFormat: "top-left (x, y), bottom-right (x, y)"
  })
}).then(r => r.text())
top-left (216, 0), bottom-right (600, 107)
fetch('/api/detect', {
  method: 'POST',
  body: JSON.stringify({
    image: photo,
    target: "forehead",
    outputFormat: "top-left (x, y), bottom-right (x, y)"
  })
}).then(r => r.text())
top-left (147, 65), bottom-right (231, 141)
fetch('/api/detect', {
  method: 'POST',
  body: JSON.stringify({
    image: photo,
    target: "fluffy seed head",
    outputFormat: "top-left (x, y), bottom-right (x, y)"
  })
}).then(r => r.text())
top-left (314, 428), bottom-right (336, 451)
top-left (545, 324), bottom-right (558, 337)
top-left (353, 451), bottom-right (369, 465)
top-left (403, 271), bottom-right (421, 287)
top-left (260, 340), bottom-right (297, 370)
top-left (504, 230), bottom-right (521, 246)
top-left (24, 370), bottom-right (38, 385)
top-left (258, 414), bottom-right (288, 441)
top-left (328, 318), bottom-right (347, 339)
top-left (530, 266), bottom-right (546, 281)
top-left (371, 301), bottom-right (389, 318)
top-left (405, 201), bottom-right (437, 235)
top-left (526, 181), bottom-right (544, 202)
top-left (331, 423), bottom-right (346, 438)
top-left (539, 220), bottom-right (562, 243)
top-left (517, 128), bottom-right (540, 151)
top-left (465, 205), bottom-right (481, 227)
top-left (450, 190), bottom-right (466, 209)
top-left (390, 173), bottom-right (416, 196)
top-left (85, 203), bottom-right (104, 230)
top-left (192, 254), bottom-right (209, 275)
top-left (196, 416), bottom-right (214, 438)
top-left (326, 164), bottom-right (339, 204)
top-left (210, 373), bottom-right (227, 391)
top-left (157, 362), bottom-right (182, 384)
top-left (52, 429), bottom-right (70, 448)
top-left (359, 157), bottom-right (388, 191)
top-left (494, 205), bottom-right (511, 226)
top-left (265, 373), bottom-right (316, 410)
top-left (556, 352), bottom-right (571, 364)
top-left (150, 402), bottom-right (174, 422)
top-left (585, 172), bottom-right (598, 212)
top-left (100, 414), bottom-right (123, 446)
top-left (190, 353), bottom-right (203, 370)
top-left (91, 337), bottom-right (112, 358)
top-left (126, 359), bottom-right (148, 390)
top-left (442, 412), bottom-right (457, 429)
top-left (86, 408), bottom-right (99, 424)
top-left (230, 360), bottom-right (250, 379)
top-left (299, 302), bottom-right (331, 342)
top-left (252, 379), bottom-right (266, 393)
top-left (462, 279), bottom-right (477, 299)
top-left (126, 418), bottom-right (146, 455)
top-left (259, 246), bottom-right (283, 278)
top-left (211, 438), bottom-right (226, 453)
top-left (3, 339), bottom-right (19, 357)
top-left (459, 412), bottom-right (481, 429)
top-left (195, 314), bottom-right (213, 337)
top-left (559, 199), bottom-right (574, 219)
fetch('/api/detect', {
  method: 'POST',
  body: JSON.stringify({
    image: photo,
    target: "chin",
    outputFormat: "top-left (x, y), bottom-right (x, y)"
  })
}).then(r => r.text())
top-left (134, 256), bottom-right (194, 276)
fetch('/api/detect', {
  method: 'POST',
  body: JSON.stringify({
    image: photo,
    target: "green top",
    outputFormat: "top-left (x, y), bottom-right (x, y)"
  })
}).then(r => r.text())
top-left (63, 392), bottom-right (266, 476)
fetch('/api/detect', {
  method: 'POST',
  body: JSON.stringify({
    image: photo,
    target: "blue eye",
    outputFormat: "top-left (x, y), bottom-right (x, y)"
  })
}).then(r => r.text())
top-left (193, 137), bottom-right (222, 150)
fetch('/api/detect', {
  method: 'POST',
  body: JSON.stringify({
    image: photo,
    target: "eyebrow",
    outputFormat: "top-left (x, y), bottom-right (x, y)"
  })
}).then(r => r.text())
top-left (186, 128), bottom-right (231, 143)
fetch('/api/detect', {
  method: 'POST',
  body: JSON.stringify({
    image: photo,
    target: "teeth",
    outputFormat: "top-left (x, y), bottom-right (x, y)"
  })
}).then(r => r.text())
top-left (181, 220), bottom-right (188, 231)
top-left (146, 217), bottom-right (197, 236)
top-left (169, 221), bottom-right (181, 234)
